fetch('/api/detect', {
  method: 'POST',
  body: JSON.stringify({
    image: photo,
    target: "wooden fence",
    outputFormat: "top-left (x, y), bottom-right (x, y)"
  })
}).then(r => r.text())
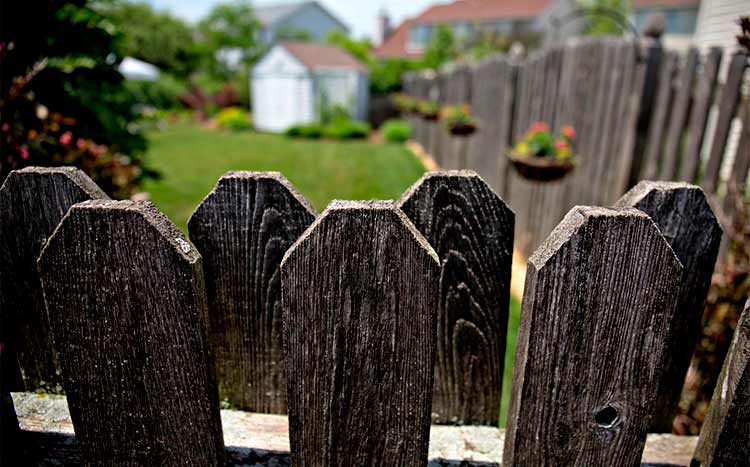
top-left (403, 37), bottom-right (749, 260)
top-left (1, 166), bottom-right (748, 466)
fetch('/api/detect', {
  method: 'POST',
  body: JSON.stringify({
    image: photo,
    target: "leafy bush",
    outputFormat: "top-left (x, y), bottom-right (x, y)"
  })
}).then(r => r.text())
top-left (125, 73), bottom-right (187, 109)
top-left (294, 124), bottom-right (323, 139)
top-left (381, 119), bottom-right (411, 143)
top-left (323, 120), bottom-right (371, 140)
top-left (216, 107), bottom-right (252, 130)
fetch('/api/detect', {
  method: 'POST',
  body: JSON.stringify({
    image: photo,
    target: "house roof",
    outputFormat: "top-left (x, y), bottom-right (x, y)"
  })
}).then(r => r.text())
top-left (281, 42), bottom-right (368, 72)
top-left (254, 1), bottom-right (349, 32)
top-left (373, 0), bottom-right (554, 59)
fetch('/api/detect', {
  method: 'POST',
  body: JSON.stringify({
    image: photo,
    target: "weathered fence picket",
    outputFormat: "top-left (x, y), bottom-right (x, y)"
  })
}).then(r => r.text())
top-left (398, 170), bottom-right (514, 425)
top-left (0, 167), bottom-right (108, 393)
top-left (691, 297), bottom-right (750, 467)
top-left (503, 206), bottom-right (682, 467)
top-left (38, 200), bottom-right (224, 466)
top-left (616, 181), bottom-right (722, 432)
top-left (281, 200), bottom-right (439, 467)
top-left (188, 172), bottom-right (315, 414)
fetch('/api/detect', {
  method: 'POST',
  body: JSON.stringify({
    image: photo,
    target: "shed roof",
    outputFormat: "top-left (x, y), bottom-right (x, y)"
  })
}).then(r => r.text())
top-left (280, 42), bottom-right (368, 73)
top-left (254, 1), bottom-right (349, 32)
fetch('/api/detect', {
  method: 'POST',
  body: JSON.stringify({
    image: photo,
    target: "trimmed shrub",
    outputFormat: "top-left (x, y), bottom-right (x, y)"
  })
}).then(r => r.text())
top-left (299, 124), bottom-right (324, 139)
top-left (382, 119), bottom-right (411, 143)
top-left (216, 107), bottom-right (252, 130)
top-left (323, 120), bottom-right (371, 140)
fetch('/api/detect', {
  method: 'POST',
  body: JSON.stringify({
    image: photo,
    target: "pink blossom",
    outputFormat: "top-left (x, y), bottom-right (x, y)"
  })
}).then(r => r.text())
top-left (20, 146), bottom-right (29, 160)
top-left (1, 123), bottom-right (8, 132)
top-left (59, 131), bottom-right (73, 145)
top-left (76, 138), bottom-right (86, 149)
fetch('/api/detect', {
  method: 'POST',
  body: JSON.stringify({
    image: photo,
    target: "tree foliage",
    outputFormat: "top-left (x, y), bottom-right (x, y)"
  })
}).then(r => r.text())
top-left (198, 0), bottom-right (263, 73)
top-left (578, 0), bottom-right (630, 36)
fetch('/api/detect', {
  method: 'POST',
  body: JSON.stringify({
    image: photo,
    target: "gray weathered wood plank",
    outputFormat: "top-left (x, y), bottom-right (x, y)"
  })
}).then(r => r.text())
top-left (680, 48), bottom-right (722, 183)
top-left (37, 200), bottom-right (224, 466)
top-left (504, 206), bottom-right (682, 467)
top-left (616, 181), bottom-right (722, 432)
top-left (281, 200), bottom-right (440, 467)
top-left (703, 51), bottom-right (747, 193)
top-left (0, 167), bottom-right (108, 393)
top-left (188, 172), bottom-right (315, 414)
top-left (660, 48), bottom-right (699, 181)
top-left (642, 51), bottom-right (679, 180)
top-left (691, 297), bottom-right (750, 467)
top-left (398, 171), bottom-right (515, 425)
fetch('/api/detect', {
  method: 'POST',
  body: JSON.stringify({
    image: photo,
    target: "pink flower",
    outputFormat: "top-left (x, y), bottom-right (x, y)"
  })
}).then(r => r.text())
top-left (76, 138), bottom-right (86, 149)
top-left (1, 123), bottom-right (8, 132)
top-left (529, 122), bottom-right (549, 133)
top-left (20, 146), bottom-right (29, 159)
top-left (561, 125), bottom-right (576, 140)
top-left (59, 131), bottom-right (73, 145)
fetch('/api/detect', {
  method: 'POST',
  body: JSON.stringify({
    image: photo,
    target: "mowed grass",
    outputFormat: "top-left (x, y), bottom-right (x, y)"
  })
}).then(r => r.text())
top-left (142, 123), bottom-right (427, 231)
top-left (143, 122), bottom-right (522, 428)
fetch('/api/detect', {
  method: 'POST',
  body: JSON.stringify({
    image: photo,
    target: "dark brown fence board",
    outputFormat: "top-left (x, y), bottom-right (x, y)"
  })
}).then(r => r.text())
top-left (642, 51), bottom-right (679, 180)
top-left (729, 96), bottom-right (750, 193)
top-left (281, 200), bottom-right (439, 467)
top-left (0, 167), bottom-right (108, 393)
top-left (703, 51), bottom-right (748, 193)
top-left (187, 172), bottom-right (316, 414)
top-left (398, 171), bottom-right (514, 425)
top-left (616, 181), bottom-right (722, 432)
top-left (38, 200), bottom-right (224, 466)
top-left (504, 206), bottom-right (682, 467)
top-left (660, 48), bottom-right (699, 181)
top-left (680, 48), bottom-right (723, 183)
top-left (691, 298), bottom-right (750, 467)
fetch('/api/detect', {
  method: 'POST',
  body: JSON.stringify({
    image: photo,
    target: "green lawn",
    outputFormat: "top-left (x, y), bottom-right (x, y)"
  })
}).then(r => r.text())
top-left (142, 123), bottom-right (427, 231)
top-left (142, 123), bottom-right (521, 428)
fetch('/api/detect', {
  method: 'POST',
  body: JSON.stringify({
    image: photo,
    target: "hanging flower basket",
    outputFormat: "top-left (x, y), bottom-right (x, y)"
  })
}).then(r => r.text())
top-left (509, 122), bottom-right (577, 182)
top-left (441, 105), bottom-right (478, 137)
top-left (417, 100), bottom-right (440, 121)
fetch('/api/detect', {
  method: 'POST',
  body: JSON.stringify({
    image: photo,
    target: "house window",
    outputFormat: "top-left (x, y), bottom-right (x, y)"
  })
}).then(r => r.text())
top-left (633, 7), bottom-right (698, 35)
top-left (408, 24), bottom-right (433, 51)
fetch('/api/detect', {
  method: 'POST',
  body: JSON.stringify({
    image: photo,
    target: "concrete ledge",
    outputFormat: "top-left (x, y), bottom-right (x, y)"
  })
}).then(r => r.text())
top-left (11, 392), bottom-right (697, 466)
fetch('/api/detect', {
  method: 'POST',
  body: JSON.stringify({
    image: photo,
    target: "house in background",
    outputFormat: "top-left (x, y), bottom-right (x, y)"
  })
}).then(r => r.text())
top-left (374, 0), bottom-right (581, 60)
top-left (632, 0), bottom-right (701, 50)
top-left (252, 42), bottom-right (369, 132)
top-left (255, 1), bottom-right (349, 45)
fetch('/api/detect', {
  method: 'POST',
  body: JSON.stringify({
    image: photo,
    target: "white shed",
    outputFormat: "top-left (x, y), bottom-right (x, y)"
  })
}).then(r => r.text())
top-left (252, 42), bottom-right (369, 133)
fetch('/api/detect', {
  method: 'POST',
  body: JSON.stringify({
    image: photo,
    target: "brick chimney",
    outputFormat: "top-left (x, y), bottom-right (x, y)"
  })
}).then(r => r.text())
top-left (377, 8), bottom-right (393, 45)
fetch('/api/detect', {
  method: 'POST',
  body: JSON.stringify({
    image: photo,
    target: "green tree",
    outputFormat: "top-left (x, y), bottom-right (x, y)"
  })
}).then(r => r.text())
top-left (578, 0), bottom-right (630, 36)
top-left (326, 30), bottom-right (373, 64)
top-left (1, 0), bottom-right (149, 198)
top-left (102, 1), bottom-right (200, 77)
top-left (421, 24), bottom-right (458, 69)
top-left (198, 0), bottom-right (263, 74)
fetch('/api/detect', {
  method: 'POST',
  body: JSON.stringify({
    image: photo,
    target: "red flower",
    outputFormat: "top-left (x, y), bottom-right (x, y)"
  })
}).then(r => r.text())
top-left (76, 138), bottom-right (86, 149)
top-left (59, 131), bottom-right (73, 145)
top-left (529, 121), bottom-right (549, 133)
top-left (20, 146), bottom-right (29, 159)
top-left (561, 125), bottom-right (576, 140)
top-left (555, 139), bottom-right (568, 150)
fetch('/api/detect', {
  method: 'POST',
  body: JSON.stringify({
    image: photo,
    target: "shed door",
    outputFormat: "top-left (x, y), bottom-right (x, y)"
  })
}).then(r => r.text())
top-left (253, 75), bottom-right (312, 132)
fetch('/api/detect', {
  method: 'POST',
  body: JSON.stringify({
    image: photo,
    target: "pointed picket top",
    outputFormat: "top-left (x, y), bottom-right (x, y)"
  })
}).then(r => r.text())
top-left (0, 166), bottom-right (108, 392)
top-left (398, 170), bottom-right (515, 425)
top-left (616, 181), bottom-right (722, 432)
top-left (281, 199), bottom-right (439, 467)
top-left (505, 205), bottom-right (682, 467)
top-left (38, 200), bottom-right (224, 466)
top-left (188, 171), bottom-right (316, 414)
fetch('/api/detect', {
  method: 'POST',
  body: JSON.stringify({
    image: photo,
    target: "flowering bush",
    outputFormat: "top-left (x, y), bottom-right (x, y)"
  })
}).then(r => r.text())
top-left (512, 122), bottom-right (576, 161)
top-left (216, 107), bottom-right (252, 131)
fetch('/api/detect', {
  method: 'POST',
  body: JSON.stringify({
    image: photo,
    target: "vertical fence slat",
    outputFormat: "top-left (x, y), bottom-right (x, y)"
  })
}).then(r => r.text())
top-left (0, 167), bottom-right (108, 393)
top-left (703, 51), bottom-right (748, 193)
top-left (680, 48), bottom-right (723, 183)
top-left (642, 51), bottom-right (679, 180)
top-left (38, 200), bottom-right (224, 466)
top-left (729, 96), bottom-right (750, 192)
top-left (692, 297), bottom-right (750, 467)
top-left (397, 171), bottom-right (514, 425)
top-left (281, 200), bottom-right (439, 466)
top-left (660, 48), bottom-right (699, 181)
top-left (616, 181), bottom-right (722, 432)
top-left (503, 206), bottom-right (682, 467)
top-left (187, 172), bottom-right (315, 413)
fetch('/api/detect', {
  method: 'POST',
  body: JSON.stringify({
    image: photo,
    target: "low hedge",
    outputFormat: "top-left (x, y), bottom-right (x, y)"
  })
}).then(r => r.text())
top-left (381, 119), bottom-right (411, 143)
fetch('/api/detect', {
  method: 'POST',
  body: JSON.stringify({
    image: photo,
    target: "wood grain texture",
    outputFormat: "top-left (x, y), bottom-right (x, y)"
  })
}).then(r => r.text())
top-left (37, 200), bottom-right (224, 466)
top-left (0, 167), bottom-right (108, 393)
top-left (691, 298), bottom-right (750, 467)
top-left (642, 51), bottom-right (679, 180)
top-left (703, 51), bottom-right (747, 193)
top-left (188, 172), bottom-right (315, 414)
top-left (281, 200), bottom-right (440, 467)
top-left (504, 206), bottom-right (682, 467)
top-left (397, 170), bottom-right (515, 425)
top-left (680, 48), bottom-right (722, 183)
top-left (616, 181), bottom-right (722, 432)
